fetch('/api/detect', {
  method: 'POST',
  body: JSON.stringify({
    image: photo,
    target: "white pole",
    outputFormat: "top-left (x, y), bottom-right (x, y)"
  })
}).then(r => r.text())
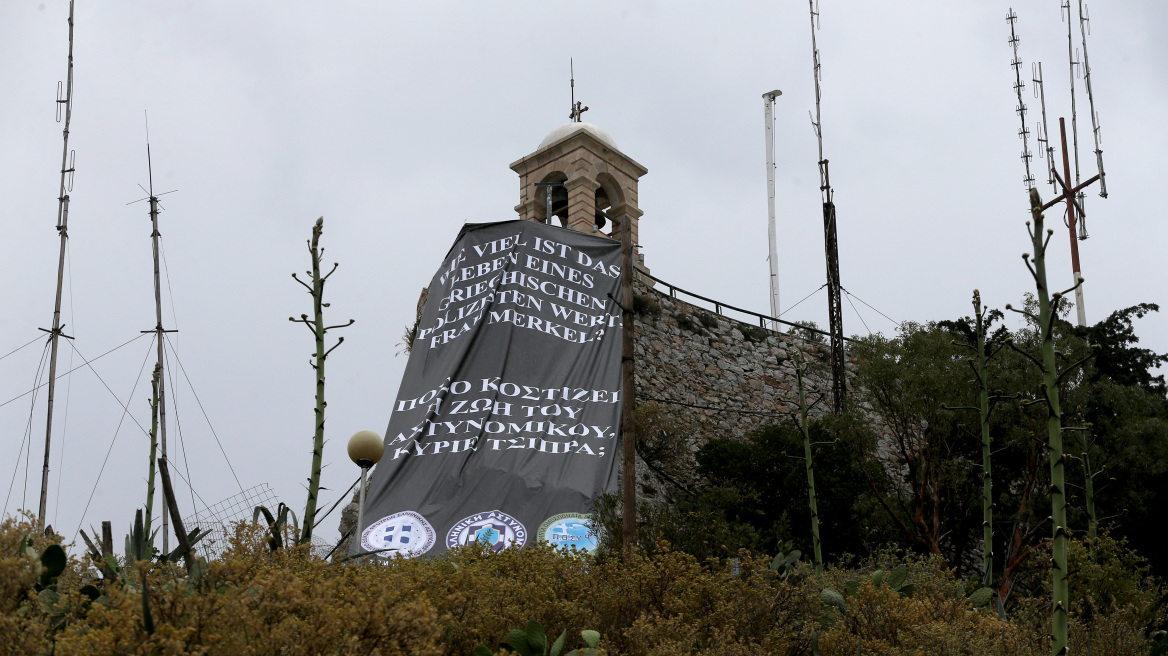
top-left (763, 90), bottom-right (782, 330)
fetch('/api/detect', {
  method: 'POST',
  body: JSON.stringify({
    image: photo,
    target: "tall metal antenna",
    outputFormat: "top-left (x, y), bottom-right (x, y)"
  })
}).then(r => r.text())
top-left (133, 114), bottom-right (178, 553)
top-left (1033, 62), bottom-right (1058, 189)
top-left (38, 0), bottom-right (77, 526)
top-left (1078, 0), bottom-right (1107, 200)
top-left (1009, 9), bottom-right (1108, 330)
top-left (1062, 1), bottom-right (1085, 226)
top-left (568, 59), bottom-right (588, 123)
top-left (1007, 10), bottom-right (1035, 190)
top-left (807, 0), bottom-right (846, 413)
top-left (763, 90), bottom-right (782, 330)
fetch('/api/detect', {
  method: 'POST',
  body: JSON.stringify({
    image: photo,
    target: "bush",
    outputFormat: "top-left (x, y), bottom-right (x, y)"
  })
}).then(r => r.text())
top-left (672, 313), bottom-right (704, 335)
top-left (633, 294), bottom-right (661, 317)
top-left (734, 325), bottom-right (768, 344)
top-left (0, 515), bottom-right (1163, 655)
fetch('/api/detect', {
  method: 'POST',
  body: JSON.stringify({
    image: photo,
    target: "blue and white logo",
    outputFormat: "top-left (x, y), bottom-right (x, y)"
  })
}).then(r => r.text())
top-left (361, 511), bottom-right (436, 558)
top-left (445, 509), bottom-right (527, 552)
top-left (538, 513), bottom-right (599, 555)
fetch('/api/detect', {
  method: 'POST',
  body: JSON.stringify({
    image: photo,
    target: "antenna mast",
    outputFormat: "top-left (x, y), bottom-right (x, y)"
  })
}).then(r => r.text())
top-left (1062, 2), bottom-right (1083, 197)
top-left (763, 90), bottom-right (782, 330)
top-left (1008, 8), bottom-right (1108, 329)
top-left (1033, 62), bottom-right (1058, 190)
top-left (1007, 10), bottom-right (1036, 191)
top-left (38, 0), bottom-right (77, 525)
top-left (808, 0), bottom-right (846, 413)
top-left (1078, 0), bottom-right (1107, 200)
top-left (569, 59), bottom-right (588, 123)
top-left (142, 118), bottom-right (174, 553)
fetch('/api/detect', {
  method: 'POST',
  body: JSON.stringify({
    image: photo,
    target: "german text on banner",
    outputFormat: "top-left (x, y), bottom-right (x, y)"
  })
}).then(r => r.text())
top-left (356, 220), bottom-right (623, 557)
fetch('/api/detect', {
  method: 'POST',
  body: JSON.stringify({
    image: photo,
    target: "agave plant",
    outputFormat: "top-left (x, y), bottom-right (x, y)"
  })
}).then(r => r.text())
top-left (475, 620), bottom-right (603, 656)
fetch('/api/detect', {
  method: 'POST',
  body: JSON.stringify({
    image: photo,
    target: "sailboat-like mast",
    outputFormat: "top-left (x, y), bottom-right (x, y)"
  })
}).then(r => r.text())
top-left (144, 133), bottom-right (172, 554)
top-left (38, 0), bottom-right (77, 526)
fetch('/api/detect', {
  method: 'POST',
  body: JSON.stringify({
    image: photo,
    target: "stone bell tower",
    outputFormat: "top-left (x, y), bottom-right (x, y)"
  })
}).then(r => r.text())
top-left (509, 119), bottom-right (648, 267)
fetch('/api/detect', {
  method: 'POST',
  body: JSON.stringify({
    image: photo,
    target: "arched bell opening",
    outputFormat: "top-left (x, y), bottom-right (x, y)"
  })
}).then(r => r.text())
top-left (593, 172), bottom-right (625, 238)
top-left (535, 172), bottom-right (569, 228)
top-left (594, 186), bottom-right (611, 233)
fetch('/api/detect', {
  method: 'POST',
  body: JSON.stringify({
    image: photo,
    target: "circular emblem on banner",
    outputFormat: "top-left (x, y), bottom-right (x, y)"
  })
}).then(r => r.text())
top-left (537, 513), bottom-right (599, 554)
top-left (445, 510), bottom-right (528, 552)
top-left (361, 511), bottom-right (436, 558)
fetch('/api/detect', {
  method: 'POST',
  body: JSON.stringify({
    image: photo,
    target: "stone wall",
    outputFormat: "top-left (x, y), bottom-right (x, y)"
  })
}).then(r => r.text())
top-left (627, 276), bottom-right (856, 502)
top-left (632, 277), bottom-right (852, 440)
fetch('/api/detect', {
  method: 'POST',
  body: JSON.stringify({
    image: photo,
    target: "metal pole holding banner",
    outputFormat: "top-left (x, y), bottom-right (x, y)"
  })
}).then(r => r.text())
top-left (619, 213), bottom-right (637, 551)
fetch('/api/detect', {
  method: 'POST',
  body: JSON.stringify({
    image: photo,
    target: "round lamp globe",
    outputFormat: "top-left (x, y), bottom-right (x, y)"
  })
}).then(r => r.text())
top-left (347, 430), bottom-right (385, 467)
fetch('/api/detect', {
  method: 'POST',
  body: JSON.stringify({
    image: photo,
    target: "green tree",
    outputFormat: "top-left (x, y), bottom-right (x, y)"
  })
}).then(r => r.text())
top-left (696, 416), bottom-right (875, 561)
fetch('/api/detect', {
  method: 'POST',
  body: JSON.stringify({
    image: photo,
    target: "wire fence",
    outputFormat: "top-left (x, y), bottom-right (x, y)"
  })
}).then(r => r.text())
top-left (182, 483), bottom-right (335, 559)
top-left (183, 483), bottom-right (279, 559)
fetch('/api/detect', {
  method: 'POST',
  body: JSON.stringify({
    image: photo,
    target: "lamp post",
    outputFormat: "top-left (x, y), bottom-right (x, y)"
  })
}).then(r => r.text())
top-left (347, 430), bottom-right (385, 552)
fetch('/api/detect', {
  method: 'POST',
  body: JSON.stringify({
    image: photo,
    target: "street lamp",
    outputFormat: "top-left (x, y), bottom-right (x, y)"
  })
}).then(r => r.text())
top-left (347, 430), bottom-right (385, 553)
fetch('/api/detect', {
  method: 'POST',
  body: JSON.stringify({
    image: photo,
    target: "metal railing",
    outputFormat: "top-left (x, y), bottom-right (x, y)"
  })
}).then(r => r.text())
top-left (639, 270), bottom-right (851, 343)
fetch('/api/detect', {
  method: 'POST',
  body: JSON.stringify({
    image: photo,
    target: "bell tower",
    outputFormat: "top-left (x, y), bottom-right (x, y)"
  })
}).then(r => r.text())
top-left (509, 120), bottom-right (648, 267)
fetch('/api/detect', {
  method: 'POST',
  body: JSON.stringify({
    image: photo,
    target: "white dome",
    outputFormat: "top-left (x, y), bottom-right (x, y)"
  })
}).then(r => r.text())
top-left (538, 122), bottom-right (618, 150)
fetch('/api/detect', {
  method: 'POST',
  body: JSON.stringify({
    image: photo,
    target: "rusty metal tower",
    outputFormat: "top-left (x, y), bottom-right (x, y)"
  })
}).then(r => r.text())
top-left (808, 0), bottom-right (846, 412)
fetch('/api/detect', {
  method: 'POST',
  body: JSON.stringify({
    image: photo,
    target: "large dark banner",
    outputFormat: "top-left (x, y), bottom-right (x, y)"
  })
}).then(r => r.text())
top-left (356, 220), bottom-right (624, 558)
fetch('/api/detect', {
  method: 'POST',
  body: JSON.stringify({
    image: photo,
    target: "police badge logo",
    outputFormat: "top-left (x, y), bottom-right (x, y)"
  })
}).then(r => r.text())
top-left (537, 513), bottom-right (599, 555)
top-left (360, 511), bottom-right (436, 558)
top-left (445, 510), bottom-right (527, 552)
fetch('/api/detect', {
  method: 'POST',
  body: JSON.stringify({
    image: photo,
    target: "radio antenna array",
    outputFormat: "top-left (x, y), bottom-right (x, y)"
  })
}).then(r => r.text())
top-left (37, 0), bottom-right (78, 526)
top-left (1032, 62), bottom-right (1058, 189)
top-left (807, 0), bottom-right (846, 413)
top-left (1007, 10), bottom-right (1035, 190)
top-left (1008, 6), bottom-right (1110, 329)
top-left (1077, 0), bottom-right (1107, 200)
top-left (1061, 0), bottom-right (1089, 237)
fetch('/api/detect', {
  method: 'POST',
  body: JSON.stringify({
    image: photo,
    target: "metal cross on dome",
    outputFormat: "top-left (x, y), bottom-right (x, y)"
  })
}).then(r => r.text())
top-left (569, 101), bottom-right (588, 122)
top-left (568, 60), bottom-right (587, 122)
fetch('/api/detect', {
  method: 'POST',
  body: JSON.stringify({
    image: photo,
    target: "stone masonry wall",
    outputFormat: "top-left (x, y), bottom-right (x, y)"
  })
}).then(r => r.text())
top-left (632, 277), bottom-right (855, 440)
top-left (628, 276), bottom-right (857, 503)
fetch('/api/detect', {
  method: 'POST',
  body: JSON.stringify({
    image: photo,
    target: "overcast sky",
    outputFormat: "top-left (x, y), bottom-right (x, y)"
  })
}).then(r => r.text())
top-left (2, 1), bottom-right (1165, 551)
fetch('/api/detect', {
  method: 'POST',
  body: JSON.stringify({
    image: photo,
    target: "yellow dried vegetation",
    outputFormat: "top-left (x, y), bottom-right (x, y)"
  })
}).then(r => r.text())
top-left (0, 515), bottom-right (1159, 655)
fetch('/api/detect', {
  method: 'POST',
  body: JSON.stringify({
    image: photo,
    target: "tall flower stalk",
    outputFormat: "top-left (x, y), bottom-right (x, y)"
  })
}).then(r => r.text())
top-left (290, 218), bottom-right (354, 546)
top-left (1005, 189), bottom-right (1095, 656)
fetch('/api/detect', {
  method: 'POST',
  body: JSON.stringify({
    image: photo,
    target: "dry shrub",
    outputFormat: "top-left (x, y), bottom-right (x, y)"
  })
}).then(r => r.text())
top-left (0, 515), bottom-right (53, 656)
top-left (47, 522), bottom-right (445, 656)
top-left (0, 517), bottom-right (1163, 655)
top-left (817, 579), bottom-right (1043, 656)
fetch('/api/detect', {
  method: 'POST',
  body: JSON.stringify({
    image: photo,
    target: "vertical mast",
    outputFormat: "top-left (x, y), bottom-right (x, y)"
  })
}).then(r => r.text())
top-left (763, 90), bottom-right (782, 329)
top-left (146, 131), bottom-right (170, 554)
top-left (1078, 0), bottom-right (1106, 199)
top-left (808, 0), bottom-right (846, 412)
top-left (1033, 62), bottom-right (1058, 190)
top-left (38, 0), bottom-right (77, 525)
top-left (1059, 118), bottom-right (1087, 328)
top-left (1062, 1), bottom-right (1083, 192)
top-left (1007, 10), bottom-right (1035, 191)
